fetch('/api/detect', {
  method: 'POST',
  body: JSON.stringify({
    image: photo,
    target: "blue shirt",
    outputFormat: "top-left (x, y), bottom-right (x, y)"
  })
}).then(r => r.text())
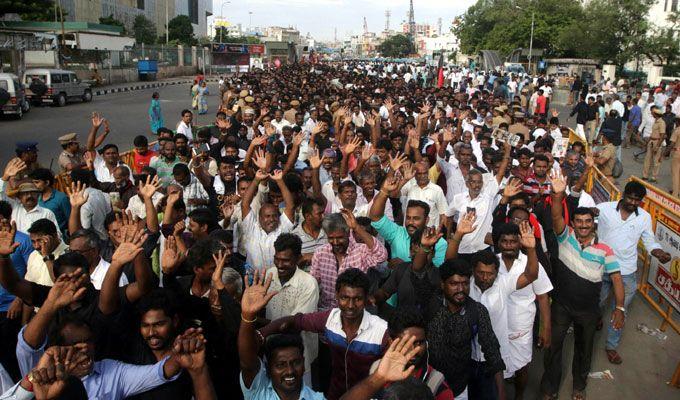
top-left (0, 231), bottom-right (32, 312)
top-left (371, 216), bottom-right (447, 267)
top-left (38, 189), bottom-right (71, 237)
top-left (16, 327), bottom-right (180, 400)
top-left (240, 360), bottom-right (325, 400)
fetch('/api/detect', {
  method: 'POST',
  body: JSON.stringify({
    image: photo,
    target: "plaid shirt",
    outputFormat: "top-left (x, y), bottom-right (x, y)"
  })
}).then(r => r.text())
top-left (310, 235), bottom-right (387, 310)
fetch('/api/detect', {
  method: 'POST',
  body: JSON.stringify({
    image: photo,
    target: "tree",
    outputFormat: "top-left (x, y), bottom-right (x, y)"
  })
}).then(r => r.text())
top-left (557, 0), bottom-right (655, 66)
top-left (378, 34), bottom-right (415, 58)
top-left (454, 0), bottom-right (584, 57)
top-left (99, 14), bottom-right (126, 34)
top-left (168, 15), bottom-right (196, 46)
top-left (133, 14), bottom-right (157, 44)
top-left (642, 11), bottom-right (680, 66)
top-left (0, 0), bottom-right (54, 20)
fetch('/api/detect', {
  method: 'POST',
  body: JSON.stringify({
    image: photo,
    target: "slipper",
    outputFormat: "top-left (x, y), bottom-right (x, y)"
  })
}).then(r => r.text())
top-left (606, 349), bottom-right (622, 364)
top-left (572, 390), bottom-right (586, 400)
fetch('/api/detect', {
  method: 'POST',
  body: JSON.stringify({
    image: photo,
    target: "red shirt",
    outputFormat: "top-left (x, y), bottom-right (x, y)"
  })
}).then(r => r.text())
top-left (132, 149), bottom-right (157, 174)
top-left (535, 95), bottom-right (547, 114)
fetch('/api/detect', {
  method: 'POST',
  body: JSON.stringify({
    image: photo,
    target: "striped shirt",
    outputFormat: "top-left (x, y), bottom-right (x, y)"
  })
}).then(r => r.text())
top-left (293, 309), bottom-right (389, 400)
top-left (552, 226), bottom-right (619, 312)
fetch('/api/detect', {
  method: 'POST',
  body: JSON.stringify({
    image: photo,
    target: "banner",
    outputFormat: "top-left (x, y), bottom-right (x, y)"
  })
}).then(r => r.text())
top-left (249, 44), bottom-right (265, 54)
top-left (647, 212), bottom-right (680, 313)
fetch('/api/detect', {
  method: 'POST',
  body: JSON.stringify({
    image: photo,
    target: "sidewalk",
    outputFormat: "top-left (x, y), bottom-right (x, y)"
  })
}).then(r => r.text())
top-left (92, 76), bottom-right (221, 97)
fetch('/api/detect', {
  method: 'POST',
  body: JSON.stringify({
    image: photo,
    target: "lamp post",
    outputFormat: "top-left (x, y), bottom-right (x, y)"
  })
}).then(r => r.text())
top-left (515, 5), bottom-right (534, 74)
top-left (249, 11), bottom-right (253, 31)
top-left (219, 1), bottom-right (231, 43)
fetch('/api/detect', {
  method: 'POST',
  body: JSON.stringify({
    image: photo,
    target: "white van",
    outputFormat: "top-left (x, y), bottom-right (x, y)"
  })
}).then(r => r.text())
top-left (23, 68), bottom-right (92, 107)
top-left (0, 73), bottom-right (30, 119)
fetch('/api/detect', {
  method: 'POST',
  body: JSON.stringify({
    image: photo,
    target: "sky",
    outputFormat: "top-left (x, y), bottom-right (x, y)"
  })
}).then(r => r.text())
top-left (209, 0), bottom-right (476, 41)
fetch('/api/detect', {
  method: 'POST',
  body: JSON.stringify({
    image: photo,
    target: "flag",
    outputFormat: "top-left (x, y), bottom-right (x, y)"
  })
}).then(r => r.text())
top-left (437, 53), bottom-right (445, 88)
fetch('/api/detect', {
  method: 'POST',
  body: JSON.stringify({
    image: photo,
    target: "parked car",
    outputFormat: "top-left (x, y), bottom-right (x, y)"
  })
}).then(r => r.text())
top-left (23, 68), bottom-right (92, 107)
top-left (0, 73), bottom-right (30, 119)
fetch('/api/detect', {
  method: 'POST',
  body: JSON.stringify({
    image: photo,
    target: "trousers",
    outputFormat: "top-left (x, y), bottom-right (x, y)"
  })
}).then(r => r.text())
top-left (642, 139), bottom-right (664, 179)
top-left (540, 301), bottom-right (598, 395)
top-left (599, 272), bottom-right (638, 350)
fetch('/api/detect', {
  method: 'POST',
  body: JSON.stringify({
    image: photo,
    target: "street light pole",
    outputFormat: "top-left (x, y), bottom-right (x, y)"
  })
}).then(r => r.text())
top-left (249, 12), bottom-right (253, 31)
top-left (528, 11), bottom-right (534, 74)
top-left (219, 1), bottom-right (231, 43)
top-left (165, 0), bottom-right (169, 44)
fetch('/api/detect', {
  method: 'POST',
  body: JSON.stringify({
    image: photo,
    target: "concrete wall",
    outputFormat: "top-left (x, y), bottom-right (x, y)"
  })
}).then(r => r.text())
top-left (74, 64), bottom-right (196, 84)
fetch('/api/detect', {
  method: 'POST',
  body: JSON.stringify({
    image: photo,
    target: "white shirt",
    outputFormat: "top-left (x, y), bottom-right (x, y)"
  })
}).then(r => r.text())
top-left (265, 267), bottom-right (319, 374)
top-left (125, 192), bottom-right (164, 220)
top-left (93, 153), bottom-right (132, 183)
top-left (436, 155), bottom-right (467, 203)
top-left (596, 201), bottom-right (662, 275)
top-left (89, 258), bottom-right (129, 290)
top-left (81, 188), bottom-right (112, 240)
top-left (356, 190), bottom-right (394, 221)
top-left (0, 180), bottom-right (61, 237)
top-left (611, 100), bottom-right (625, 117)
top-left (176, 121), bottom-right (193, 142)
top-left (498, 253), bottom-right (552, 332)
top-left (25, 241), bottom-right (68, 287)
top-left (241, 211), bottom-right (294, 269)
top-left (271, 118), bottom-right (293, 134)
top-left (446, 192), bottom-right (494, 254)
top-left (400, 179), bottom-right (448, 228)
top-left (174, 175), bottom-right (210, 214)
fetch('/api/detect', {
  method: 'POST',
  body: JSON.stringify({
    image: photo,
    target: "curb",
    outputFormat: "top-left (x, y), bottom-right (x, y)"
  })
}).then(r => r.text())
top-left (92, 78), bottom-right (220, 97)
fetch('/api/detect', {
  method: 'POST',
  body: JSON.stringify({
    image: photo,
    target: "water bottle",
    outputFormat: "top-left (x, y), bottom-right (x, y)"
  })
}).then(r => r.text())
top-left (637, 323), bottom-right (668, 340)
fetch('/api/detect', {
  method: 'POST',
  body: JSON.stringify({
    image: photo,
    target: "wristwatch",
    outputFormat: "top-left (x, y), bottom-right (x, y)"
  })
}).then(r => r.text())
top-left (42, 254), bottom-right (55, 262)
top-left (615, 306), bottom-right (626, 313)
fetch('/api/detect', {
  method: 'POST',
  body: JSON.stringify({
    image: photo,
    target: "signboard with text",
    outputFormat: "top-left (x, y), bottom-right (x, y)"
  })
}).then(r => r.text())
top-left (647, 212), bottom-right (680, 313)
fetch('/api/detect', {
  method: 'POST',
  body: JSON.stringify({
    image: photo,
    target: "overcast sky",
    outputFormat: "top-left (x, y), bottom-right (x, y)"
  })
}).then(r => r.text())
top-left (210, 0), bottom-right (475, 41)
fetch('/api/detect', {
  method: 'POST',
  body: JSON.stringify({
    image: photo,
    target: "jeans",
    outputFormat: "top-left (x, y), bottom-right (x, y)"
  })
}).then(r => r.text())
top-left (599, 272), bottom-right (638, 350)
top-left (541, 301), bottom-right (599, 395)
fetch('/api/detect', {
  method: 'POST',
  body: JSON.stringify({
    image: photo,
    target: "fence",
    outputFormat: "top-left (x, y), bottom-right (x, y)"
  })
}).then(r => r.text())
top-left (61, 46), bottom-right (182, 71)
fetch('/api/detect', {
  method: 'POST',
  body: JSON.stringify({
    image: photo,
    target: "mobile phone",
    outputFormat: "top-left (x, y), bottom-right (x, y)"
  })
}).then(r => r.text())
top-left (198, 143), bottom-right (210, 153)
top-left (466, 207), bottom-right (476, 214)
top-left (192, 147), bottom-right (198, 156)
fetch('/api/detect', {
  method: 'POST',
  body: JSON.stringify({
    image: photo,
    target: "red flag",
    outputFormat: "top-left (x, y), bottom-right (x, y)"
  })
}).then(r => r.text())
top-left (437, 53), bottom-right (444, 88)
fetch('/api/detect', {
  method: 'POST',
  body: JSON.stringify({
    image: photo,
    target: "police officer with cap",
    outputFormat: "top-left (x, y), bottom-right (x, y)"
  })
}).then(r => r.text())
top-left (15, 141), bottom-right (41, 179)
top-left (57, 133), bottom-right (85, 172)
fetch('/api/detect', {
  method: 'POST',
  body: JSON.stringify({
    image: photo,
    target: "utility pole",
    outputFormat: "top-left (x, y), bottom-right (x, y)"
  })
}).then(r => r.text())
top-left (165, 0), bottom-right (169, 44)
top-left (528, 11), bottom-right (534, 74)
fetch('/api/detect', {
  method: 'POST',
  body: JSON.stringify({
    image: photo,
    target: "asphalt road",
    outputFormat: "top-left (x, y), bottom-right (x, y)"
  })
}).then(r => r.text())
top-left (0, 84), bottom-right (674, 194)
top-left (0, 81), bottom-right (221, 169)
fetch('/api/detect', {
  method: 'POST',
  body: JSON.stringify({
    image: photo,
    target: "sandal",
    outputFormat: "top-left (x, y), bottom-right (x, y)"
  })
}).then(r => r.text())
top-left (606, 349), bottom-right (622, 364)
top-left (572, 390), bottom-right (586, 400)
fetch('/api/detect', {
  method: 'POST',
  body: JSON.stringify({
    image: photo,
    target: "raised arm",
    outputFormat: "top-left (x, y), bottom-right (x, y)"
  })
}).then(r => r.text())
top-left (369, 176), bottom-right (398, 222)
top-left (171, 328), bottom-right (217, 400)
top-left (66, 181), bottom-right (88, 235)
top-left (548, 169), bottom-right (567, 236)
top-left (308, 148), bottom-right (324, 199)
top-left (514, 221), bottom-right (539, 290)
top-left (86, 112), bottom-right (104, 151)
top-left (414, 227), bottom-right (443, 272)
top-left (270, 170), bottom-right (295, 222)
top-left (340, 137), bottom-right (361, 179)
top-left (138, 175), bottom-right (161, 233)
top-left (495, 141), bottom-right (512, 184)
top-left (0, 223), bottom-right (34, 303)
top-left (238, 270), bottom-right (279, 388)
top-left (241, 169), bottom-right (269, 219)
top-left (282, 132), bottom-right (303, 175)
top-left (445, 212), bottom-right (476, 260)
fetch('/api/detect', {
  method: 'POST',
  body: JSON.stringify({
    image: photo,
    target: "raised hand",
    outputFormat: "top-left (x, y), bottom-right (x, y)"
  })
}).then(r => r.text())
top-left (253, 148), bottom-right (268, 170)
top-left (91, 111), bottom-right (105, 128)
top-left (343, 112), bottom-right (352, 126)
top-left (551, 109), bottom-right (560, 118)
top-left (381, 176), bottom-right (399, 193)
top-left (46, 271), bottom-right (88, 309)
top-left (220, 201), bottom-right (234, 222)
top-left (264, 123), bottom-right (276, 137)
top-left (548, 169), bottom-right (567, 194)
top-left (420, 227), bottom-right (443, 248)
top-left (442, 127), bottom-right (455, 143)
top-left (361, 143), bottom-right (375, 161)
top-left (401, 162), bottom-right (415, 182)
top-left (270, 169), bottom-right (284, 181)
top-left (518, 220), bottom-right (536, 249)
top-left (260, 107), bottom-right (270, 117)
top-left (3, 158), bottom-right (27, 180)
top-left (212, 248), bottom-right (229, 291)
top-left (374, 335), bottom-right (420, 383)
top-left (66, 181), bottom-right (89, 208)
top-left (172, 328), bottom-right (207, 372)
top-left (384, 98), bottom-right (394, 111)
top-left (111, 215), bottom-right (147, 266)
top-left (308, 148), bottom-right (323, 169)
top-left (83, 151), bottom-right (94, 169)
top-left (255, 169), bottom-right (270, 182)
top-left (584, 153), bottom-right (594, 169)
top-left (365, 113), bottom-right (376, 127)
top-left (389, 152), bottom-right (408, 171)
top-left (138, 175), bottom-right (161, 200)
top-left (311, 123), bottom-right (323, 136)
top-left (167, 190), bottom-right (182, 206)
top-left (0, 221), bottom-right (19, 256)
top-left (292, 132), bottom-right (304, 147)
top-left (173, 220), bottom-right (185, 236)
top-left (161, 236), bottom-right (185, 275)
top-left (31, 345), bottom-right (90, 400)
top-left (340, 208), bottom-right (357, 230)
top-left (240, 269), bottom-right (278, 319)
top-left (216, 118), bottom-right (232, 131)
top-left (251, 135), bottom-right (268, 148)
top-left (341, 137), bottom-right (361, 156)
top-left (503, 178), bottom-right (523, 198)
top-left (456, 212), bottom-right (477, 235)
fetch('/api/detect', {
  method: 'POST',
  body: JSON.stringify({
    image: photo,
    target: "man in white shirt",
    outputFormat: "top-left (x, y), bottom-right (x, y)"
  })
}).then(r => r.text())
top-left (451, 222), bottom-right (539, 398)
top-left (495, 223), bottom-right (553, 399)
top-left (265, 233), bottom-right (319, 384)
top-left (595, 181), bottom-right (671, 364)
top-left (69, 229), bottom-right (128, 289)
top-left (399, 161), bottom-right (448, 229)
top-left (0, 181), bottom-right (60, 238)
top-left (446, 170), bottom-right (495, 258)
top-left (25, 219), bottom-right (67, 287)
top-left (176, 109), bottom-right (194, 142)
top-left (271, 109), bottom-right (293, 134)
top-left (611, 95), bottom-right (625, 117)
top-left (68, 171), bottom-right (112, 241)
top-left (240, 170), bottom-right (295, 269)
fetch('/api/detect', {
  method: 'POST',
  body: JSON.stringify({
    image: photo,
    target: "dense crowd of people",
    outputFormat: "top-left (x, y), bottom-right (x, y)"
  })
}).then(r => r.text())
top-left (0, 61), bottom-right (678, 400)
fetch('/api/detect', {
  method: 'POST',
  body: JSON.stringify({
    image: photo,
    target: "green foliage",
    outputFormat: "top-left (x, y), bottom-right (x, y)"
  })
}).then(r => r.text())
top-left (378, 34), bottom-right (415, 58)
top-left (168, 15), bottom-right (196, 46)
top-left (213, 27), bottom-right (261, 44)
top-left (99, 14), bottom-right (126, 34)
top-left (454, 0), bottom-right (584, 57)
top-left (133, 14), bottom-right (156, 44)
top-left (0, 0), bottom-right (55, 20)
top-left (643, 11), bottom-right (680, 65)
